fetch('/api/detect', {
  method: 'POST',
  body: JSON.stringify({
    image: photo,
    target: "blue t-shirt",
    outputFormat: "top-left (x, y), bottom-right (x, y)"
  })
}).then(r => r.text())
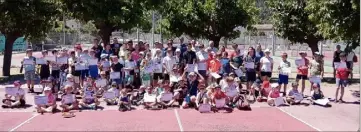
top-left (220, 58), bottom-right (231, 74)
top-left (187, 80), bottom-right (199, 96)
top-left (101, 50), bottom-right (113, 59)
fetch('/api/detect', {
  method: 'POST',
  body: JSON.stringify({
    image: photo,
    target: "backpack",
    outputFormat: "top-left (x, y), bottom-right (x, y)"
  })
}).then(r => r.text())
top-left (353, 55), bottom-right (358, 62)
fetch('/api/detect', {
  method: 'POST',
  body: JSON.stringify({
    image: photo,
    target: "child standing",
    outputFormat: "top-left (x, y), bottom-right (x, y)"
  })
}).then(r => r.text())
top-left (278, 52), bottom-right (291, 94)
top-left (335, 52), bottom-right (349, 103)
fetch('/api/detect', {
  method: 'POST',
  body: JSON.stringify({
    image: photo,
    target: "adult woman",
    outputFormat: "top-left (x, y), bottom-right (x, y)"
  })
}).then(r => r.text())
top-left (259, 49), bottom-right (274, 80)
top-left (243, 47), bottom-right (257, 91)
top-left (309, 52), bottom-right (324, 91)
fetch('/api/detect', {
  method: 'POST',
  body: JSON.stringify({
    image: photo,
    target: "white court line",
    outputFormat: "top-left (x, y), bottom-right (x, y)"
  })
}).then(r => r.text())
top-left (174, 109), bottom-right (184, 132)
top-left (9, 113), bottom-right (39, 132)
top-left (277, 107), bottom-right (321, 131)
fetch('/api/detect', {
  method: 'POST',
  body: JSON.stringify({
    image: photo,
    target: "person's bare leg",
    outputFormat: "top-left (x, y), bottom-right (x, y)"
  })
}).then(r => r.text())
top-left (283, 84), bottom-right (288, 94)
top-left (335, 87), bottom-right (340, 102)
top-left (340, 86), bottom-right (345, 101)
top-left (301, 79), bottom-right (306, 94)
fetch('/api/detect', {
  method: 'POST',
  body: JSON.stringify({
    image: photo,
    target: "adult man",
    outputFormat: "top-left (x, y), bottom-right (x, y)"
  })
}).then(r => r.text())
top-left (333, 45), bottom-right (342, 78)
top-left (196, 44), bottom-right (209, 78)
top-left (163, 39), bottom-right (177, 57)
top-left (346, 47), bottom-right (357, 81)
top-left (111, 38), bottom-right (122, 57)
top-left (91, 38), bottom-right (103, 60)
top-left (182, 43), bottom-right (197, 73)
top-left (208, 41), bottom-right (218, 53)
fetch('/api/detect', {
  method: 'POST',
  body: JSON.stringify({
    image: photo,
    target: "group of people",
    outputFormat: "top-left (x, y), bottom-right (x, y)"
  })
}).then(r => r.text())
top-left (1, 37), bottom-right (356, 115)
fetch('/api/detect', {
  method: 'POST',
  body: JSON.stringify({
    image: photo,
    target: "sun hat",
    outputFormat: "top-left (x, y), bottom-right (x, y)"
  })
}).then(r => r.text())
top-left (44, 87), bottom-right (52, 91)
top-left (271, 83), bottom-right (279, 88)
top-left (264, 49), bottom-right (271, 53)
top-left (66, 74), bottom-right (73, 79)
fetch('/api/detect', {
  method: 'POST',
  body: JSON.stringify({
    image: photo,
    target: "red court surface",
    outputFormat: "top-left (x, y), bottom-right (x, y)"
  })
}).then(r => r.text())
top-left (3, 107), bottom-right (316, 131)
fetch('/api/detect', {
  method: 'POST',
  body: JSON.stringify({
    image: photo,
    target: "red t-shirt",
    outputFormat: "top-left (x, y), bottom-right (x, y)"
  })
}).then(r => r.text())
top-left (297, 58), bottom-right (309, 75)
top-left (213, 91), bottom-right (227, 99)
top-left (336, 67), bottom-right (349, 80)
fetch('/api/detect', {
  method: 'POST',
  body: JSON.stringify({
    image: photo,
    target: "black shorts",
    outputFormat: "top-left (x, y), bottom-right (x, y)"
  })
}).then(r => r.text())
top-left (153, 73), bottom-right (163, 80)
top-left (72, 70), bottom-right (81, 76)
top-left (246, 71), bottom-right (257, 82)
top-left (296, 74), bottom-right (308, 80)
top-left (51, 70), bottom-right (60, 79)
top-left (164, 74), bottom-right (170, 81)
top-left (347, 61), bottom-right (353, 69)
top-left (260, 72), bottom-right (272, 78)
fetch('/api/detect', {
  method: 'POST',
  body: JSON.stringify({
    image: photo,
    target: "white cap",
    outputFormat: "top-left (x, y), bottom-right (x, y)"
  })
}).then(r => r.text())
top-left (66, 74), bottom-right (73, 79)
top-left (264, 49), bottom-right (271, 53)
top-left (176, 48), bottom-right (181, 52)
top-left (44, 87), bottom-right (52, 91)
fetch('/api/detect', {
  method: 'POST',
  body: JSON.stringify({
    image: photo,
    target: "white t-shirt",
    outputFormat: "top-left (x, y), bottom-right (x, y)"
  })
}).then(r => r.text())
top-left (124, 60), bottom-right (136, 75)
top-left (346, 52), bottom-right (355, 62)
top-left (162, 56), bottom-right (176, 73)
top-left (260, 57), bottom-right (273, 72)
top-left (196, 51), bottom-right (208, 70)
top-left (152, 57), bottom-right (163, 73)
top-left (107, 88), bottom-right (120, 97)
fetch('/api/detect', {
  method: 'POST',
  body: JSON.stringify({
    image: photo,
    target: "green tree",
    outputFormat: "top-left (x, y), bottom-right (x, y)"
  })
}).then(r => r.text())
top-left (267, 0), bottom-right (323, 53)
top-left (80, 21), bottom-right (99, 38)
top-left (61, 0), bottom-right (160, 46)
top-left (159, 0), bottom-right (258, 48)
top-left (0, 0), bottom-right (60, 76)
top-left (306, 0), bottom-right (360, 50)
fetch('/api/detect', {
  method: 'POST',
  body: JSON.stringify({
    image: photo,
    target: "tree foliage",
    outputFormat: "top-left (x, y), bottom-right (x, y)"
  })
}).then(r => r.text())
top-left (61, 0), bottom-right (160, 45)
top-left (80, 21), bottom-right (98, 38)
top-left (159, 0), bottom-right (258, 47)
top-left (306, 0), bottom-right (360, 50)
top-left (0, 0), bottom-right (60, 76)
top-left (267, 0), bottom-right (323, 53)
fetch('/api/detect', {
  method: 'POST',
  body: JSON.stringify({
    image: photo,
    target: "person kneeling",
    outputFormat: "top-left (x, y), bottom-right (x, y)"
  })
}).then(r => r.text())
top-left (60, 85), bottom-right (79, 112)
top-left (2, 81), bottom-right (26, 108)
top-left (79, 85), bottom-right (99, 110)
top-left (211, 85), bottom-right (233, 113)
top-left (36, 87), bottom-right (57, 114)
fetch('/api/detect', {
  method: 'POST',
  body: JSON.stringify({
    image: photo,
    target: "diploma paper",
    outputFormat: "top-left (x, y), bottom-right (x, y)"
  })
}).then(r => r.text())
top-left (84, 91), bottom-right (94, 99)
top-left (57, 57), bottom-right (68, 64)
top-left (103, 91), bottom-right (116, 99)
top-left (23, 58), bottom-right (34, 65)
top-left (234, 69), bottom-right (243, 77)
top-left (45, 56), bottom-right (56, 62)
top-left (275, 97), bottom-right (285, 107)
top-left (198, 104), bottom-right (211, 113)
top-left (36, 58), bottom-right (47, 65)
top-left (187, 64), bottom-right (196, 72)
top-left (170, 75), bottom-right (179, 82)
top-left (95, 79), bottom-right (107, 88)
top-left (34, 95), bottom-right (48, 105)
top-left (314, 98), bottom-right (329, 106)
top-left (110, 72), bottom-right (121, 79)
top-left (88, 59), bottom-right (98, 65)
top-left (295, 59), bottom-right (305, 67)
top-left (5, 87), bottom-right (18, 96)
top-left (210, 72), bottom-right (221, 79)
top-left (215, 98), bottom-right (226, 108)
top-left (63, 94), bottom-right (74, 104)
top-left (293, 93), bottom-right (303, 101)
top-left (144, 94), bottom-right (156, 102)
top-left (280, 67), bottom-right (291, 75)
top-left (245, 62), bottom-right (255, 69)
top-left (160, 93), bottom-right (173, 101)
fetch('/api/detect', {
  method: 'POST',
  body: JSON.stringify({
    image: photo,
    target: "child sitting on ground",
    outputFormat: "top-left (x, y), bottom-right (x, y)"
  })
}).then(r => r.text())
top-left (267, 83), bottom-right (288, 107)
top-left (310, 83), bottom-right (330, 106)
top-left (211, 84), bottom-right (233, 112)
top-left (157, 83), bottom-right (174, 109)
top-left (60, 85), bottom-right (79, 112)
top-left (95, 71), bottom-right (109, 96)
top-left (143, 86), bottom-right (160, 110)
top-left (36, 87), bottom-right (57, 114)
top-left (79, 83), bottom-right (99, 110)
top-left (2, 81), bottom-right (26, 108)
top-left (257, 80), bottom-right (271, 102)
top-left (118, 88), bottom-right (131, 112)
top-left (104, 82), bottom-right (120, 105)
top-left (286, 82), bottom-right (303, 105)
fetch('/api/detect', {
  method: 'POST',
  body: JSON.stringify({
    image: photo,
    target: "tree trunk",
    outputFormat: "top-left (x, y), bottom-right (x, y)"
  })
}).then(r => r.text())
top-left (98, 26), bottom-right (112, 47)
top-left (2, 35), bottom-right (17, 76)
top-left (210, 37), bottom-right (221, 48)
top-left (307, 41), bottom-right (319, 56)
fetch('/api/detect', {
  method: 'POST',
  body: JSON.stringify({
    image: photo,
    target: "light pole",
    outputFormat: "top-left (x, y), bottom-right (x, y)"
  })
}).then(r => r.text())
top-left (151, 11), bottom-right (155, 48)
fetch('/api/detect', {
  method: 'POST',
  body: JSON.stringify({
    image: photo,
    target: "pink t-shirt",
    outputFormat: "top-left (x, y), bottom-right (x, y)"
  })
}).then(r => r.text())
top-left (270, 91), bottom-right (280, 98)
top-left (47, 93), bottom-right (55, 104)
top-left (131, 51), bottom-right (140, 61)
